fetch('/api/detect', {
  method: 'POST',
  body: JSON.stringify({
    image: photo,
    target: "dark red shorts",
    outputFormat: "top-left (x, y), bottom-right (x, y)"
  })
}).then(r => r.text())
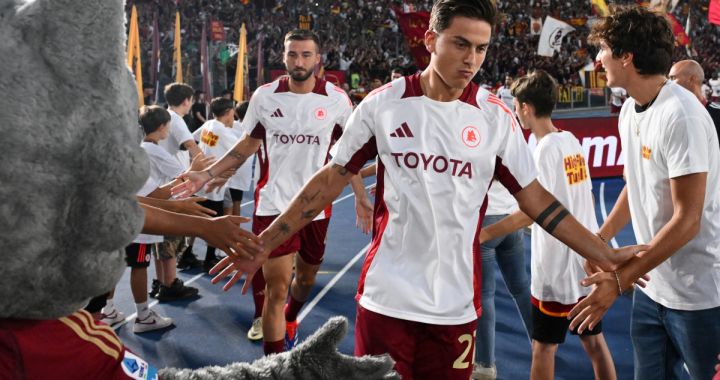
top-left (354, 304), bottom-right (477, 380)
top-left (252, 215), bottom-right (330, 265)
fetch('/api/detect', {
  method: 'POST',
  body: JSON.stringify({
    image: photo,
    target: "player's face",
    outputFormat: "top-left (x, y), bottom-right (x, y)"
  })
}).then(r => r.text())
top-left (595, 41), bottom-right (627, 88)
top-left (668, 65), bottom-right (691, 91)
top-left (283, 39), bottom-right (320, 82)
top-left (425, 16), bottom-right (491, 90)
top-left (513, 98), bottom-right (529, 130)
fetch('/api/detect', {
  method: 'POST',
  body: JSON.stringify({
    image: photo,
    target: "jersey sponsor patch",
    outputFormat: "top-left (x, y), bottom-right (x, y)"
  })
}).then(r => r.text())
top-left (200, 130), bottom-right (219, 147)
top-left (121, 351), bottom-right (158, 380)
top-left (563, 154), bottom-right (589, 185)
top-left (641, 145), bottom-right (652, 160)
top-left (461, 126), bottom-right (481, 148)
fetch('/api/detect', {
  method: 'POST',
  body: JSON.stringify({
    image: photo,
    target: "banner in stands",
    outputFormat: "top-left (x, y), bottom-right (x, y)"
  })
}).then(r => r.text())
top-left (269, 70), bottom-right (346, 87)
top-left (210, 20), bottom-right (225, 41)
top-left (523, 116), bottom-right (624, 178)
top-left (395, 10), bottom-right (431, 69)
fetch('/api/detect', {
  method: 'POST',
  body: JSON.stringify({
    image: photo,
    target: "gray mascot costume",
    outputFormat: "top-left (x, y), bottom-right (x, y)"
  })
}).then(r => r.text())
top-left (0, 0), bottom-right (397, 378)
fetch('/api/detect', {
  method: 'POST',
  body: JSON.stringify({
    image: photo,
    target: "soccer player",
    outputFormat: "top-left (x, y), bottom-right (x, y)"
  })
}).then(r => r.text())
top-left (188, 1), bottom-right (643, 378)
top-left (569, 7), bottom-right (720, 380)
top-left (478, 71), bottom-right (616, 380)
top-left (173, 29), bottom-right (372, 355)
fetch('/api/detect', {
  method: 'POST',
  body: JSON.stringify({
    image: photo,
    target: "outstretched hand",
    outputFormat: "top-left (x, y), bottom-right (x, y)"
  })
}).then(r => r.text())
top-left (171, 197), bottom-right (216, 217)
top-left (172, 171), bottom-right (210, 198)
top-left (201, 216), bottom-right (263, 262)
top-left (594, 244), bottom-right (649, 271)
top-left (568, 271), bottom-right (618, 333)
top-left (355, 195), bottom-right (373, 234)
top-left (209, 249), bottom-right (270, 294)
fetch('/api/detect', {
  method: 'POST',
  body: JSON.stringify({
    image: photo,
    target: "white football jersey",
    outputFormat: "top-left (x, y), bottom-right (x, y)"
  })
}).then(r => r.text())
top-left (135, 142), bottom-right (180, 244)
top-left (620, 81), bottom-right (720, 310)
top-left (158, 110), bottom-right (194, 159)
top-left (227, 120), bottom-right (254, 191)
top-left (332, 74), bottom-right (537, 325)
top-left (194, 119), bottom-right (240, 201)
top-left (530, 131), bottom-right (596, 304)
top-left (242, 76), bottom-right (353, 218)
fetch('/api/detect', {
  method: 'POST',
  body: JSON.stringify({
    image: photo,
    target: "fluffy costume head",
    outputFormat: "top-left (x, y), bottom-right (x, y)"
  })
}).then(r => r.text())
top-left (0, 0), bottom-right (147, 319)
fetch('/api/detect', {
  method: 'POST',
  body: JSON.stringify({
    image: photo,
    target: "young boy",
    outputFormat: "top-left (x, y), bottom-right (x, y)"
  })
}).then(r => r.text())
top-left (193, 97), bottom-right (243, 273)
top-left (479, 70), bottom-right (616, 380)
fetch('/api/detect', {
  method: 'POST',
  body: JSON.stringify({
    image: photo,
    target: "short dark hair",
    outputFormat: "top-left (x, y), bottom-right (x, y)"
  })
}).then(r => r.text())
top-left (511, 70), bottom-right (558, 118)
top-left (163, 83), bottom-right (194, 107)
top-left (139, 105), bottom-right (171, 135)
top-left (429, 0), bottom-right (497, 32)
top-left (284, 29), bottom-right (321, 51)
top-left (391, 67), bottom-right (403, 74)
top-left (235, 101), bottom-right (250, 121)
top-left (588, 6), bottom-right (674, 76)
top-left (210, 97), bottom-right (234, 118)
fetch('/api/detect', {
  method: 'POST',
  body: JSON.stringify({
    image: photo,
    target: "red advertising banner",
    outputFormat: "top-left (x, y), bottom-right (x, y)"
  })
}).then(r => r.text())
top-left (709, 0), bottom-right (720, 25)
top-left (523, 117), bottom-right (623, 178)
top-left (210, 20), bottom-right (225, 41)
top-left (395, 10), bottom-right (430, 69)
top-left (270, 70), bottom-right (346, 87)
top-left (666, 13), bottom-right (690, 46)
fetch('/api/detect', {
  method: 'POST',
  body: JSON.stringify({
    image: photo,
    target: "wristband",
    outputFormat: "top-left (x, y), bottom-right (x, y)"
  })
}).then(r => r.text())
top-left (613, 270), bottom-right (623, 295)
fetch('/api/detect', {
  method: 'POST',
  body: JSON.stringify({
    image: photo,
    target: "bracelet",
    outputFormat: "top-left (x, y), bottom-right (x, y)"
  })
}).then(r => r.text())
top-left (596, 232), bottom-right (607, 243)
top-left (206, 168), bottom-right (216, 179)
top-left (613, 270), bottom-right (623, 295)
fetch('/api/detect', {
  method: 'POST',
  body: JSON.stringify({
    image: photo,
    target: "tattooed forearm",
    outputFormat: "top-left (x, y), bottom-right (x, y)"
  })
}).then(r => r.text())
top-left (299, 190), bottom-right (322, 204)
top-left (333, 164), bottom-right (349, 176)
top-left (301, 209), bottom-right (317, 219)
top-left (228, 149), bottom-right (248, 165)
top-left (269, 222), bottom-right (291, 242)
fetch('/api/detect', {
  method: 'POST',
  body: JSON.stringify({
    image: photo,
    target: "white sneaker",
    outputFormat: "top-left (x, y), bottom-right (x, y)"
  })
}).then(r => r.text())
top-left (247, 317), bottom-right (263, 341)
top-left (133, 310), bottom-right (174, 333)
top-left (471, 364), bottom-right (497, 380)
top-left (100, 309), bottom-right (125, 326)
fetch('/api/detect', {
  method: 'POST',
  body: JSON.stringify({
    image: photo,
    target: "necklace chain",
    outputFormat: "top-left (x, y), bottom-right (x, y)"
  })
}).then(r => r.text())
top-left (633, 79), bottom-right (668, 136)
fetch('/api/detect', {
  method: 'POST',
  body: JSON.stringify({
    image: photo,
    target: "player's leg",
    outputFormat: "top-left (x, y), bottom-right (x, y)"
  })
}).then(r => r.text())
top-left (247, 269), bottom-right (266, 341)
top-left (529, 303), bottom-right (569, 380)
top-left (261, 253), bottom-right (295, 354)
top-left (355, 304), bottom-right (416, 379)
top-left (125, 243), bottom-right (173, 333)
top-left (578, 330), bottom-right (616, 380)
top-left (414, 319), bottom-right (477, 380)
top-left (474, 239), bottom-right (498, 377)
top-left (663, 303), bottom-right (720, 379)
top-left (494, 227), bottom-right (532, 339)
top-left (631, 290), bottom-right (683, 379)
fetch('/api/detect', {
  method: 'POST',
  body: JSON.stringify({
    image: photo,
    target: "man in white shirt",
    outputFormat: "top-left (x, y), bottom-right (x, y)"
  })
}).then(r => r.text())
top-left (495, 75), bottom-right (515, 111)
top-left (570, 7), bottom-right (720, 380)
top-left (184, 2), bottom-right (642, 378)
top-left (669, 59), bottom-right (708, 105)
top-left (172, 29), bottom-right (372, 356)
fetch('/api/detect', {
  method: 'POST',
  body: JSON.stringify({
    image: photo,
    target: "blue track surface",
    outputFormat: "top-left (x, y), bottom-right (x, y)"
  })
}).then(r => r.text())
top-left (112, 176), bottom-right (675, 379)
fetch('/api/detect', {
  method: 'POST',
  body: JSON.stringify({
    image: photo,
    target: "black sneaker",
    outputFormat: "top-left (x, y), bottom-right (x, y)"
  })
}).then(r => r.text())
top-left (156, 278), bottom-right (199, 302)
top-left (149, 279), bottom-right (160, 298)
top-left (177, 247), bottom-right (202, 270)
top-left (203, 256), bottom-right (220, 274)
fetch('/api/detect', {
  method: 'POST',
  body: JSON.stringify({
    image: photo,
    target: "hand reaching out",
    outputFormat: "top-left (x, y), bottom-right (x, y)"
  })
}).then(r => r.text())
top-left (355, 195), bottom-right (373, 234)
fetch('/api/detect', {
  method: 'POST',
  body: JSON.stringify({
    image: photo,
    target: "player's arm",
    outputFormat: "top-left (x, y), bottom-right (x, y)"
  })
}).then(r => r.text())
top-left (597, 185), bottom-right (632, 242)
top-left (194, 111), bottom-right (206, 123)
top-left (137, 196), bottom-right (216, 217)
top-left (350, 173), bottom-right (373, 234)
top-left (172, 135), bottom-right (261, 198)
top-left (359, 162), bottom-right (377, 178)
top-left (514, 180), bottom-right (646, 271)
top-left (140, 203), bottom-right (262, 260)
top-left (181, 138), bottom-right (203, 159)
top-left (479, 210), bottom-right (532, 243)
top-left (569, 172), bottom-right (706, 332)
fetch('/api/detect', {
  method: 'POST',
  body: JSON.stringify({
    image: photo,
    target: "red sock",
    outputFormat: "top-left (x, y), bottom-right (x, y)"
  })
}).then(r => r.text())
top-left (263, 339), bottom-right (285, 355)
top-left (251, 270), bottom-right (266, 319)
top-left (284, 294), bottom-right (305, 322)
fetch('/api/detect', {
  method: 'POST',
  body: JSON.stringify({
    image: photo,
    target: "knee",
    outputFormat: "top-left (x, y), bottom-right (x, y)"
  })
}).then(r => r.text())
top-left (265, 280), bottom-right (289, 303)
top-left (532, 341), bottom-right (558, 357)
top-left (294, 272), bottom-right (316, 290)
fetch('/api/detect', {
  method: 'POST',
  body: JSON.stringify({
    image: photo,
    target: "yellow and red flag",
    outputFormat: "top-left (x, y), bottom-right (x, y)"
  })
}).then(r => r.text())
top-left (126, 5), bottom-right (143, 108)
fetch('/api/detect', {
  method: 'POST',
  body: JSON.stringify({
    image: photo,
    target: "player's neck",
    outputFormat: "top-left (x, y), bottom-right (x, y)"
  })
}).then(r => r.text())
top-left (419, 69), bottom-right (464, 102)
top-left (288, 76), bottom-right (317, 94)
top-left (530, 117), bottom-right (557, 141)
top-left (169, 106), bottom-right (187, 117)
top-left (625, 74), bottom-right (667, 107)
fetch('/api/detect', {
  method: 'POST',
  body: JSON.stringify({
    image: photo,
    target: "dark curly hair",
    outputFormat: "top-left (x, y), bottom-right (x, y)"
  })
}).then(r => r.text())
top-left (511, 70), bottom-right (558, 118)
top-left (588, 6), bottom-right (674, 76)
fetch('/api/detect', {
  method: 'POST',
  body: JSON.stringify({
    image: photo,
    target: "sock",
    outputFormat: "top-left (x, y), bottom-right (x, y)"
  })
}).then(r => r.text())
top-left (252, 270), bottom-right (266, 319)
top-left (136, 301), bottom-right (150, 320)
top-left (263, 339), bottom-right (285, 355)
top-left (284, 294), bottom-right (305, 322)
top-left (102, 299), bottom-right (115, 315)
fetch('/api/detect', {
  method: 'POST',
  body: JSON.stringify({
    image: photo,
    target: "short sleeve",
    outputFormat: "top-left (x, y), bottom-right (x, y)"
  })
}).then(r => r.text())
top-left (331, 99), bottom-right (378, 174)
top-left (664, 115), bottom-right (710, 178)
top-left (169, 116), bottom-right (193, 147)
top-left (534, 140), bottom-right (562, 193)
top-left (150, 148), bottom-right (184, 180)
top-left (240, 94), bottom-right (265, 139)
top-left (493, 112), bottom-right (537, 194)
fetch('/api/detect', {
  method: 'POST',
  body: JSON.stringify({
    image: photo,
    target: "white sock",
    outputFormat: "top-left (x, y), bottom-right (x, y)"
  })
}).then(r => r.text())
top-left (101, 299), bottom-right (115, 315)
top-left (136, 302), bottom-right (150, 320)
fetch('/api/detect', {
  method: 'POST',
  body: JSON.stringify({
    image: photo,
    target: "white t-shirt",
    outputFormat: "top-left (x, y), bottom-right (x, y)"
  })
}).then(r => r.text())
top-left (193, 119), bottom-right (240, 201)
top-left (496, 85), bottom-right (515, 111)
top-left (158, 109), bottom-right (194, 159)
top-left (242, 76), bottom-right (353, 218)
top-left (531, 131), bottom-right (596, 304)
top-left (227, 120), bottom-right (254, 192)
top-left (332, 74), bottom-right (537, 325)
top-left (485, 181), bottom-right (518, 215)
top-left (619, 81), bottom-right (720, 311)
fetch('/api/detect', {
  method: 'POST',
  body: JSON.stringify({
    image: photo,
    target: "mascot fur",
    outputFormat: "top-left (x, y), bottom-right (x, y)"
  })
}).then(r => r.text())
top-left (0, 0), bottom-right (397, 378)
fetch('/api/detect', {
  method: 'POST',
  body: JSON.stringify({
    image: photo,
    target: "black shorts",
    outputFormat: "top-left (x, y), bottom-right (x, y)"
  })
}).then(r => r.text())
top-left (531, 302), bottom-right (602, 344)
top-left (229, 188), bottom-right (244, 202)
top-left (124, 243), bottom-right (153, 268)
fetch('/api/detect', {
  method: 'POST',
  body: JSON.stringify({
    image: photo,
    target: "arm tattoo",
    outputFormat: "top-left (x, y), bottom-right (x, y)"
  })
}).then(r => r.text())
top-left (269, 222), bottom-right (291, 241)
top-left (299, 190), bottom-right (321, 204)
top-left (535, 201), bottom-right (561, 226)
top-left (333, 164), bottom-right (349, 176)
top-left (301, 209), bottom-right (317, 219)
top-left (544, 209), bottom-right (569, 235)
top-left (228, 149), bottom-right (248, 165)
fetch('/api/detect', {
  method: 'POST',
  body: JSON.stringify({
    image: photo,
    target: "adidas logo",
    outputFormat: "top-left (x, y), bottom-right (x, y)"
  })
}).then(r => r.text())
top-left (271, 108), bottom-right (284, 118)
top-left (390, 122), bottom-right (414, 138)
